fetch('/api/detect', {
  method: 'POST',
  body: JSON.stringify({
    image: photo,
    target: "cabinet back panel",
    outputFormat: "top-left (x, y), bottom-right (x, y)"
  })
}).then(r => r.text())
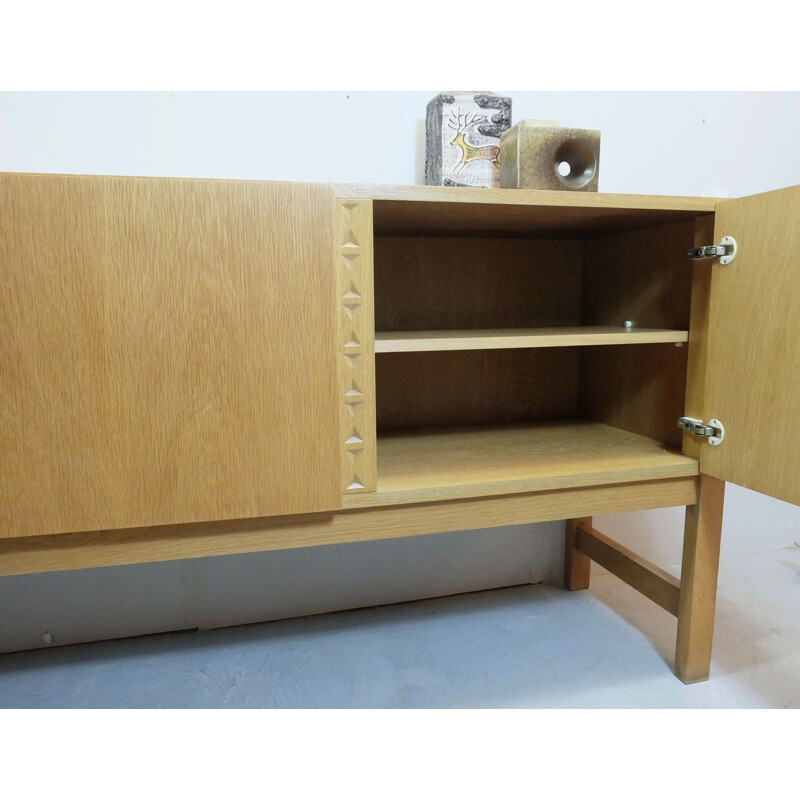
top-left (374, 236), bottom-right (582, 332)
top-left (376, 349), bottom-right (579, 431)
top-left (579, 219), bottom-right (696, 447)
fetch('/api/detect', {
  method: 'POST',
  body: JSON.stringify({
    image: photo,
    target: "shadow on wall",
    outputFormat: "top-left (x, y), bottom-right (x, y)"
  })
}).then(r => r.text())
top-left (0, 522), bottom-right (566, 654)
top-left (415, 118), bottom-right (426, 185)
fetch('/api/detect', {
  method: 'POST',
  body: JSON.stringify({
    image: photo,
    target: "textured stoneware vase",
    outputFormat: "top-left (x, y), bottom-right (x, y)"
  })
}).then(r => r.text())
top-left (500, 120), bottom-right (601, 191)
top-left (425, 92), bottom-right (512, 188)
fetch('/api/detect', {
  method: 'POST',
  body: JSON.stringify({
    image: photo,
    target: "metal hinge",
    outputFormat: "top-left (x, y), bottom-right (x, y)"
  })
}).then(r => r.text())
top-left (678, 416), bottom-right (725, 446)
top-left (688, 235), bottom-right (737, 265)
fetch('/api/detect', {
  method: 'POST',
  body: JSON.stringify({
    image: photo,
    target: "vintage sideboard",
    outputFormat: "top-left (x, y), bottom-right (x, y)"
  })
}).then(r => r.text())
top-left (1, 174), bottom-right (798, 682)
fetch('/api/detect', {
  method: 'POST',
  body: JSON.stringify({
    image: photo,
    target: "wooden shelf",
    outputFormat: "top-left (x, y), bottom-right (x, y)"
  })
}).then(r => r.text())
top-left (375, 327), bottom-right (689, 353)
top-left (342, 420), bottom-right (699, 509)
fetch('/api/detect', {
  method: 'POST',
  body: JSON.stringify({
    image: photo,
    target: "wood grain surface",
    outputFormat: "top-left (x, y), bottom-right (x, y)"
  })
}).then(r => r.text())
top-left (375, 327), bottom-right (688, 353)
top-left (701, 185), bottom-right (800, 505)
top-left (336, 199), bottom-right (377, 493)
top-left (579, 219), bottom-right (696, 447)
top-left (675, 474), bottom-right (725, 683)
top-left (336, 183), bottom-right (716, 238)
top-left (0, 173), bottom-right (339, 538)
top-left (344, 420), bottom-right (699, 508)
top-left (0, 477), bottom-right (699, 577)
top-left (374, 235), bottom-right (581, 331)
top-left (376, 349), bottom-right (580, 431)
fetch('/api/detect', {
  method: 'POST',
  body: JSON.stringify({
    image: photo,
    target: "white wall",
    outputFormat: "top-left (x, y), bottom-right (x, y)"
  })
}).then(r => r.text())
top-left (2, 92), bottom-right (799, 653)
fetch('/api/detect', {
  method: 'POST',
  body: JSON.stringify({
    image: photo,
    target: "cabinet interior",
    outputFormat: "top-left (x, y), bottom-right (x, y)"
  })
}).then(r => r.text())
top-left (368, 198), bottom-right (706, 497)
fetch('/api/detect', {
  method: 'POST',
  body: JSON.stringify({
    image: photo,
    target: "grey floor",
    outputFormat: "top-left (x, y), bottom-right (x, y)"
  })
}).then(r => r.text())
top-left (1, 546), bottom-right (798, 708)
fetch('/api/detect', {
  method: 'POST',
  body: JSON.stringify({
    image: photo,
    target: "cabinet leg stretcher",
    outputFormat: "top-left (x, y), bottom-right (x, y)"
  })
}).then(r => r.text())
top-left (564, 474), bottom-right (725, 683)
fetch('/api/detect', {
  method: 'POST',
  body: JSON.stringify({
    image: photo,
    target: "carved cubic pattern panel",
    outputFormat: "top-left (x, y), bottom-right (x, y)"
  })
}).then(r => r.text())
top-left (336, 200), bottom-right (377, 493)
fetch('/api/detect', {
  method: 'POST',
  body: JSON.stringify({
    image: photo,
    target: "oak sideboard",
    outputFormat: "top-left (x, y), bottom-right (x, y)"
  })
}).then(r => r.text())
top-left (2, 174), bottom-right (798, 682)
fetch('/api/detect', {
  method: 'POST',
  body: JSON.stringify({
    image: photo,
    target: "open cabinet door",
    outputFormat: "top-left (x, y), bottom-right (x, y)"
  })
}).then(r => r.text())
top-left (1, 174), bottom-right (340, 538)
top-left (701, 185), bottom-right (800, 505)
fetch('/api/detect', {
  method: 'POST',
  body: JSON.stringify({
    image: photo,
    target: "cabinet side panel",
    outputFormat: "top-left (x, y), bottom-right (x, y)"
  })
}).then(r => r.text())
top-left (579, 219), bottom-right (697, 447)
top-left (682, 215), bottom-right (716, 460)
top-left (0, 174), bottom-right (340, 538)
top-left (336, 200), bottom-right (377, 492)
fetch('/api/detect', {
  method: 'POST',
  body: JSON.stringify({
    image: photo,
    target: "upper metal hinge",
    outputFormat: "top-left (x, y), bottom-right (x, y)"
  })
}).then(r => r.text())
top-left (688, 235), bottom-right (737, 265)
top-left (678, 416), bottom-right (725, 446)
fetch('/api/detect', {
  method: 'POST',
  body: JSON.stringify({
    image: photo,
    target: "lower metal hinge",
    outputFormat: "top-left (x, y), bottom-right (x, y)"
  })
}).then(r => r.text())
top-left (678, 416), bottom-right (725, 446)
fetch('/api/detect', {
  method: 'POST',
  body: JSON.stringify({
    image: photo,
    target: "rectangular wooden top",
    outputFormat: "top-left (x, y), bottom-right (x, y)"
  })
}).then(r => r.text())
top-left (335, 183), bottom-right (718, 212)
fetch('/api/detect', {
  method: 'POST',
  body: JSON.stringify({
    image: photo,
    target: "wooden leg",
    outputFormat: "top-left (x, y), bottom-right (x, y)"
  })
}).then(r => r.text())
top-left (564, 516), bottom-right (592, 590)
top-left (674, 475), bottom-right (725, 683)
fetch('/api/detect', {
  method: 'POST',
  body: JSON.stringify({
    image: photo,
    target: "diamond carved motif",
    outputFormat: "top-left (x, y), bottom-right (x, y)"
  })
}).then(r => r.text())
top-left (337, 199), bottom-right (376, 494)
